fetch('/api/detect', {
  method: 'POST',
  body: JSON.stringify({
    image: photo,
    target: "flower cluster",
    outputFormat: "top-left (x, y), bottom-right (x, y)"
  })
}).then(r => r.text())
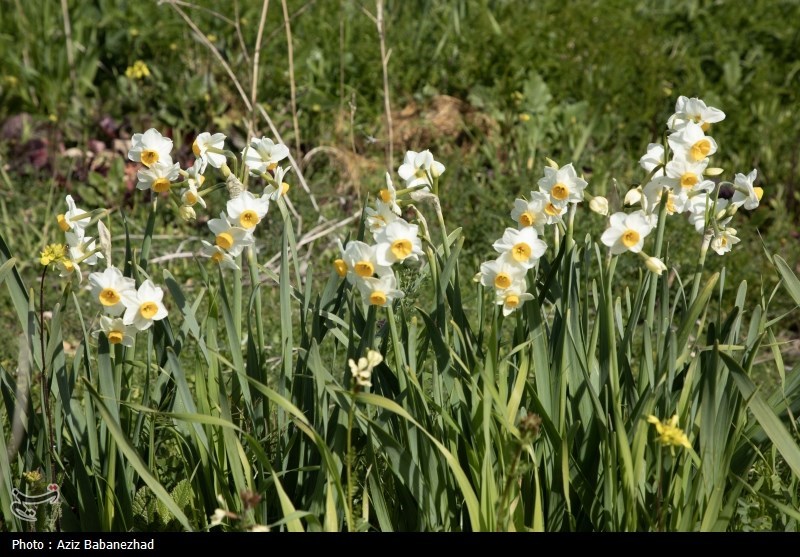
top-left (47, 195), bottom-right (105, 282)
top-left (480, 162), bottom-right (589, 315)
top-left (334, 150), bottom-right (445, 308)
top-left (620, 96), bottom-right (761, 259)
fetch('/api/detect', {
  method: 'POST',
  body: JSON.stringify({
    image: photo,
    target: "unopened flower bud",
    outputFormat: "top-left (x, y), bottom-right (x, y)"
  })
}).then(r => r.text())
top-left (179, 205), bottom-right (196, 221)
top-left (624, 187), bottom-right (642, 206)
top-left (589, 195), bottom-right (609, 216)
top-left (645, 256), bottom-right (667, 275)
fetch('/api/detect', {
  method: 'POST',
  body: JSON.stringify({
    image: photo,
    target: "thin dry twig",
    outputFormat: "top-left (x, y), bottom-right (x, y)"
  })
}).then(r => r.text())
top-left (250, 0), bottom-right (271, 141)
top-left (375, 0), bottom-right (394, 170)
top-left (281, 0), bottom-right (303, 161)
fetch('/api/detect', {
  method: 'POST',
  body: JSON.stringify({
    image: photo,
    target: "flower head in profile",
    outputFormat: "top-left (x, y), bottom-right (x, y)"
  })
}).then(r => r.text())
top-left (128, 129), bottom-right (173, 168)
top-left (243, 137), bottom-right (290, 175)
top-left (348, 349), bottom-right (383, 389)
top-left (667, 96), bottom-right (725, 132)
top-left (600, 211), bottom-right (655, 255)
top-left (56, 195), bottom-right (91, 239)
top-left (731, 169), bottom-right (761, 210)
top-left (192, 132), bottom-right (227, 171)
top-left (647, 414), bottom-right (691, 453)
top-left (397, 149), bottom-right (445, 189)
top-left (200, 241), bottom-right (240, 271)
top-left (357, 273), bottom-right (405, 307)
top-left (121, 279), bottom-right (168, 331)
top-left (262, 166), bottom-right (293, 201)
top-left (639, 143), bottom-right (665, 177)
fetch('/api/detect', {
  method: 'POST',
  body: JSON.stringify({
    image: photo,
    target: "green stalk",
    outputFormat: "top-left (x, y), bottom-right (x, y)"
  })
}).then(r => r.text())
top-left (345, 391), bottom-right (357, 532)
top-left (246, 246), bottom-right (265, 353)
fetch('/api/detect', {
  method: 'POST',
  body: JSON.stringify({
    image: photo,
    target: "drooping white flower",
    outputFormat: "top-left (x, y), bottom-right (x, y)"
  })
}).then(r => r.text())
top-left (56, 195), bottom-right (91, 239)
top-left (180, 182), bottom-right (206, 208)
top-left (262, 166), bottom-right (292, 201)
top-left (200, 241), bottom-right (240, 270)
top-left (639, 143), bottom-right (666, 177)
top-left (243, 137), bottom-right (290, 175)
top-left (495, 280), bottom-right (534, 317)
top-left (537, 163), bottom-right (588, 206)
top-left (128, 128), bottom-right (173, 167)
top-left (378, 173), bottom-right (401, 215)
top-left (192, 132), bottom-right (227, 171)
top-left (374, 220), bottom-right (423, 266)
top-left (93, 315), bottom-right (136, 347)
top-left (731, 169), bottom-right (761, 210)
top-left (600, 211), bottom-right (655, 255)
top-left (644, 255), bottom-right (668, 276)
top-left (348, 350), bottom-right (383, 388)
top-left (136, 161), bottom-right (181, 193)
top-left (711, 227), bottom-right (740, 255)
top-left (121, 279), bottom-right (168, 331)
top-left (88, 266), bottom-right (136, 316)
top-left (492, 227), bottom-right (547, 271)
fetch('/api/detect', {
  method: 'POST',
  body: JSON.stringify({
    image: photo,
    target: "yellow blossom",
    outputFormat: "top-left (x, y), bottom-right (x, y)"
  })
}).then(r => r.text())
top-left (125, 60), bottom-right (150, 80)
top-left (40, 243), bottom-right (67, 266)
top-left (647, 414), bottom-right (691, 449)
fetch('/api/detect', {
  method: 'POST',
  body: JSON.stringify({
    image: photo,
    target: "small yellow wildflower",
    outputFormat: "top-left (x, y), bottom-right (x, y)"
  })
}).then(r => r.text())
top-left (23, 470), bottom-right (43, 484)
top-left (647, 414), bottom-right (691, 450)
top-left (125, 60), bottom-right (150, 80)
top-left (40, 243), bottom-right (67, 266)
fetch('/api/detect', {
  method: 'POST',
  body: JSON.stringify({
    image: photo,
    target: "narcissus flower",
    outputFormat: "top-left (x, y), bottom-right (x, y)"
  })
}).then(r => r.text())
top-left (537, 163), bottom-right (588, 205)
top-left (731, 169), bottom-right (761, 210)
top-left (647, 414), bottom-right (691, 451)
top-left (128, 129), bottom-right (173, 167)
top-left (667, 96), bottom-right (725, 131)
top-left (492, 227), bottom-right (547, 271)
top-left (639, 143), bottom-right (665, 176)
top-left (665, 157), bottom-right (709, 192)
top-left (479, 252), bottom-right (527, 293)
top-left (192, 132), bottom-right (227, 171)
top-left (495, 282), bottom-right (534, 317)
top-left (56, 195), bottom-right (91, 239)
top-left (378, 173), bottom-right (402, 215)
top-left (226, 191), bottom-right (269, 231)
top-left (349, 349), bottom-right (383, 388)
top-left (136, 161), bottom-right (181, 193)
top-left (397, 149), bottom-right (445, 189)
top-left (374, 220), bottom-right (423, 266)
top-left (207, 213), bottom-right (254, 257)
top-left (262, 166), bottom-right (292, 201)
top-left (88, 266), bottom-right (135, 316)
top-left (365, 200), bottom-right (400, 236)
top-left (341, 241), bottom-right (391, 285)
top-left (357, 274), bottom-right (405, 307)
top-left (121, 279), bottom-right (168, 331)
top-left (667, 122), bottom-right (717, 162)
top-left (93, 316), bottom-right (136, 347)
top-left (600, 211), bottom-right (655, 255)
top-left (180, 183), bottom-right (206, 208)
top-left (510, 192), bottom-right (549, 234)
top-left (200, 241), bottom-right (240, 270)
top-left (711, 227), bottom-right (740, 255)
top-left (243, 137), bottom-right (290, 174)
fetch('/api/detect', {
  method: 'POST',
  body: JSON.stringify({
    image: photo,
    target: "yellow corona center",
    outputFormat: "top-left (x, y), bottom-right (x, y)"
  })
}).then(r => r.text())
top-left (239, 210), bottom-right (259, 229)
top-left (354, 261), bottom-right (374, 278)
top-left (369, 291), bottom-right (387, 306)
top-left (505, 294), bottom-right (520, 309)
top-left (333, 259), bottom-right (348, 277)
top-left (415, 169), bottom-right (427, 178)
top-left (390, 239), bottom-right (413, 260)
top-left (680, 172), bottom-right (698, 189)
top-left (545, 203), bottom-right (560, 216)
top-left (139, 301), bottom-right (158, 319)
top-left (621, 229), bottom-right (640, 248)
top-left (61, 260), bottom-right (75, 273)
top-left (494, 273), bottom-right (512, 289)
top-left (701, 122), bottom-right (711, 132)
top-left (267, 162), bottom-right (278, 172)
top-left (57, 214), bottom-right (70, 231)
top-left (280, 182), bottom-right (290, 195)
top-left (192, 140), bottom-right (202, 156)
top-left (140, 149), bottom-right (159, 167)
top-left (99, 288), bottom-right (121, 307)
top-left (689, 139), bottom-right (711, 161)
top-left (666, 195), bottom-right (678, 215)
top-left (720, 237), bottom-right (728, 247)
top-left (754, 187), bottom-right (764, 201)
top-left (519, 211), bottom-right (535, 227)
top-left (551, 182), bottom-right (569, 201)
top-left (211, 251), bottom-right (224, 263)
top-left (216, 232), bottom-right (234, 250)
top-left (511, 242), bottom-right (531, 262)
top-left (152, 177), bottom-right (171, 193)
top-left (107, 331), bottom-right (124, 345)
top-left (379, 189), bottom-right (392, 203)
top-left (185, 191), bottom-right (198, 204)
